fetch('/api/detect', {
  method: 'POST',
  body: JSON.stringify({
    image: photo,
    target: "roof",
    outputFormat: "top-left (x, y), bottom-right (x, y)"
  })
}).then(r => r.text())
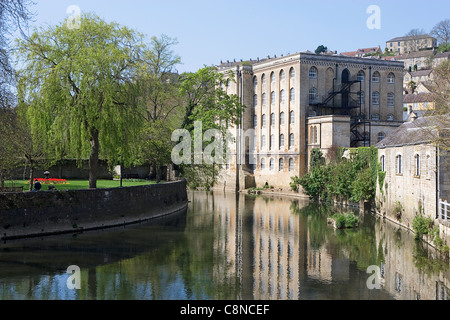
top-left (434, 51), bottom-right (450, 59)
top-left (395, 50), bottom-right (435, 59)
top-left (403, 93), bottom-right (434, 104)
top-left (376, 115), bottom-right (450, 148)
top-left (387, 34), bottom-right (436, 42)
top-left (409, 69), bottom-right (433, 77)
top-left (340, 51), bottom-right (357, 57)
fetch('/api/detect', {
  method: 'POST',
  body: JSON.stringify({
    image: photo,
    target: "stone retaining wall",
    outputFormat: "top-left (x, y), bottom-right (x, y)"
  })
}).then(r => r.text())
top-left (0, 179), bottom-right (188, 240)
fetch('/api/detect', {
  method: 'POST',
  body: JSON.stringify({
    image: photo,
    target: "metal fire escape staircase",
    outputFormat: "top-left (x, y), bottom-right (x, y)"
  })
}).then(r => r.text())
top-left (310, 77), bottom-right (370, 147)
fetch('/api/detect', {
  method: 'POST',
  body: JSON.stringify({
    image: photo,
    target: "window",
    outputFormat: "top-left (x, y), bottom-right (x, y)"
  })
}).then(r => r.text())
top-left (271, 113), bottom-right (275, 126)
top-left (372, 91), bottom-right (380, 105)
top-left (377, 132), bottom-right (385, 142)
top-left (426, 155), bottom-right (431, 179)
top-left (270, 134), bottom-right (275, 150)
top-left (372, 71), bottom-right (380, 83)
top-left (280, 112), bottom-right (285, 125)
top-left (290, 88), bottom-right (295, 102)
top-left (271, 91), bottom-right (275, 105)
top-left (253, 94), bottom-right (258, 108)
top-left (262, 74), bottom-right (266, 85)
top-left (309, 87), bottom-right (318, 103)
top-left (261, 158), bottom-right (266, 170)
top-left (387, 73), bottom-right (395, 84)
top-left (261, 135), bottom-right (266, 148)
top-left (253, 76), bottom-right (258, 89)
top-left (279, 134), bottom-right (285, 148)
top-left (309, 67), bottom-right (317, 79)
top-left (357, 91), bottom-right (365, 105)
top-left (372, 114), bottom-right (380, 121)
top-left (380, 155), bottom-right (385, 172)
top-left (262, 114), bottom-right (266, 127)
top-left (396, 155), bottom-right (402, 175)
top-left (289, 158), bottom-right (294, 172)
top-left (387, 114), bottom-right (394, 121)
top-left (357, 70), bottom-right (365, 82)
top-left (289, 111), bottom-right (295, 124)
top-left (289, 134), bottom-right (294, 148)
top-left (387, 93), bottom-right (395, 107)
top-left (279, 158), bottom-right (284, 171)
top-left (280, 90), bottom-right (285, 104)
top-left (290, 68), bottom-right (295, 81)
top-left (253, 115), bottom-right (257, 128)
top-left (270, 72), bottom-right (275, 83)
top-left (310, 126), bottom-right (318, 144)
top-left (270, 158), bottom-right (274, 171)
top-left (414, 154), bottom-right (420, 177)
top-left (280, 70), bottom-right (285, 81)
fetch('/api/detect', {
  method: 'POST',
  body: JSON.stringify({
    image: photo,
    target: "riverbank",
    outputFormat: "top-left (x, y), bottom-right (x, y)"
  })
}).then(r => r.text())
top-left (0, 179), bottom-right (188, 241)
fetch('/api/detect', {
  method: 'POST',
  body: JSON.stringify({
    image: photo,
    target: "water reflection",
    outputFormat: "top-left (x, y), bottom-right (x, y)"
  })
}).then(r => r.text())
top-left (0, 191), bottom-right (448, 300)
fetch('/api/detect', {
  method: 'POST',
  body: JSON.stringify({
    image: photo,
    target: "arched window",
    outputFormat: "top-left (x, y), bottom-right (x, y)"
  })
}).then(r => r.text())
top-left (280, 112), bottom-right (285, 125)
top-left (289, 158), bottom-right (294, 172)
top-left (414, 154), bottom-right (420, 177)
top-left (426, 155), bottom-right (431, 179)
top-left (253, 76), bottom-right (258, 89)
top-left (289, 133), bottom-right (294, 148)
top-left (372, 91), bottom-right (380, 105)
top-left (372, 71), bottom-right (380, 83)
top-left (309, 67), bottom-right (318, 79)
top-left (290, 68), bottom-right (295, 81)
top-left (253, 115), bottom-right (257, 128)
top-left (387, 92), bottom-right (395, 106)
top-left (253, 94), bottom-right (258, 108)
top-left (262, 74), bottom-right (266, 85)
top-left (270, 72), bottom-right (275, 83)
top-left (262, 114), bottom-right (266, 127)
top-left (270, 134), bottom-right (275, 150)
top-left (271, 91), bottom-right (275, 105)
top-left (396, 154), bottom-right (402, 174)
top-left (261, 158), bottom-right (266, 170)
top-left (280, 89), bottom-right (285, 104)
top-left (357, 70), bottom-right (365, 82)
top-left (290, 111), bottom-right (295, 124)
top-left (279, 158), bottom-right (284, 171)
top-left (280, 70), bottom-right (285, 81)
top-left (279, 134), bottom-right (285, 148)
top-left (270, 158), bottom-right (275, 171)
top-left (261, 135), bottom-right (266, 148)
top-left (309, 87), bottom-right (318, 103)
top-left (262, 93), bottom-right (267, 106)
top-left (271, 113), bottom-right (275, 126)
top-left (290, 88), bottom-right (295, 101)
top-left (387, 73), bottom-right (395, 84)
top-left (380, 155), bottom-right (385, 172)
top-left (377, 132), bottom-right (385, 142)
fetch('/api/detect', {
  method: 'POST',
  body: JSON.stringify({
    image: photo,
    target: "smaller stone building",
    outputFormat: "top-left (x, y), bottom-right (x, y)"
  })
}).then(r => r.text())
top-left (376, 116), bottom-right (450, 242)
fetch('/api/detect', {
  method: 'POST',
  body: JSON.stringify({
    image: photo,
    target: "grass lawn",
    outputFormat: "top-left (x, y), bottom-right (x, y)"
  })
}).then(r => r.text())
top-left (8, 179), bottom-right (158, 191)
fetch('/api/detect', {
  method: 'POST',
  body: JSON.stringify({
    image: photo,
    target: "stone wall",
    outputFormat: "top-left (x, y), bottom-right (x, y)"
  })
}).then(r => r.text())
top-left (0, 179), bottom-right (188, 240)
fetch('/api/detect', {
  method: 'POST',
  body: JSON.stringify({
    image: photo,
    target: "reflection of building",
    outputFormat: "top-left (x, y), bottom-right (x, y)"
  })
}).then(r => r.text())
top-left (216, 52), bottom-right (404, 190)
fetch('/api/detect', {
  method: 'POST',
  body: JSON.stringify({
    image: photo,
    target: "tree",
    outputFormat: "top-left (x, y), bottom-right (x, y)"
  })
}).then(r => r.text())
top-left (0, 0), bottom-right (34, 107)
top-left (431, 19), bottom-right (450, 46)
top-left (177, 66), bottom-right (245, 189)
top-left (315, 45), bottom-right (328, 55)
top-left (16, 13), bottom-right (147, 188)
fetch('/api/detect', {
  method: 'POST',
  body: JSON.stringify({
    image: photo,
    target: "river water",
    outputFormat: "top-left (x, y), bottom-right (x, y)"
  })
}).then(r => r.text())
top-left (0, 191), bottom-right (448, 300)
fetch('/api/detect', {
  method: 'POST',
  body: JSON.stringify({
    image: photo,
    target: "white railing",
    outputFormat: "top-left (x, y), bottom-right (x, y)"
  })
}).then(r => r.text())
top-left (439, 199), bottom-right (450, 221)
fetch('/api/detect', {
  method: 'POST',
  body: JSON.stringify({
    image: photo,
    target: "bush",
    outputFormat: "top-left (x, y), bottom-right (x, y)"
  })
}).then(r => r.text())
top-left (332, 212), bottom-right (359, 229)
top-left (412, 215), bottom-right (434, 240)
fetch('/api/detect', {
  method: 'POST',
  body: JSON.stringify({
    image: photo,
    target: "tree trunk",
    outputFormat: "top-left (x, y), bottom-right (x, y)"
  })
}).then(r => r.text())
top-left (29, 160), bottom-right (34, 191)
top-left (156, 164), bottom-right (161, 183)
top-left (89, 128), bottom-right (99, 189)
top-left (0, 168), bottom-right (4, 188)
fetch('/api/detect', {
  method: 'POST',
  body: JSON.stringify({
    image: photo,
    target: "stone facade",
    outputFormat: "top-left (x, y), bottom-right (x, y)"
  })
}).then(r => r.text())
top-left (386, 35), bottom-right (437, 55)
top-left (216, 52), bottom-right (404, 191)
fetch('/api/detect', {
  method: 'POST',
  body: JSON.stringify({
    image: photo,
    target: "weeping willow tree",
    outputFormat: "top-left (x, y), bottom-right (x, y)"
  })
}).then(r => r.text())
top-left (16, 13), bottom-right (147, 188)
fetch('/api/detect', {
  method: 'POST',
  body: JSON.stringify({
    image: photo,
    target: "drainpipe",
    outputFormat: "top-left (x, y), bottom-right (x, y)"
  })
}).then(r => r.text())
top-left (436, 145), bottom-right (440, 219)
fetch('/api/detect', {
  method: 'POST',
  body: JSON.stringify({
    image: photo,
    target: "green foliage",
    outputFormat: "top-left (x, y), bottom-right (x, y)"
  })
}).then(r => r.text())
top-left (332, 212), bottom-right (359, 229)
top-left (315, 45), bottom-right (328, 55)
top-left (412, 215), bottom-right (434, 240)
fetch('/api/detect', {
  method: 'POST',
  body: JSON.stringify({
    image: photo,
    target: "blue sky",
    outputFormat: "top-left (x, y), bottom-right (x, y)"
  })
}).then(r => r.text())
top-left (25, 0), bottom-right (450, 73)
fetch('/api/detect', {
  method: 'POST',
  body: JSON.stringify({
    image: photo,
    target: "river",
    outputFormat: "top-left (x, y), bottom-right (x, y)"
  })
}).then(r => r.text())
top-left (0, 190), bottom-right (448, 300)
